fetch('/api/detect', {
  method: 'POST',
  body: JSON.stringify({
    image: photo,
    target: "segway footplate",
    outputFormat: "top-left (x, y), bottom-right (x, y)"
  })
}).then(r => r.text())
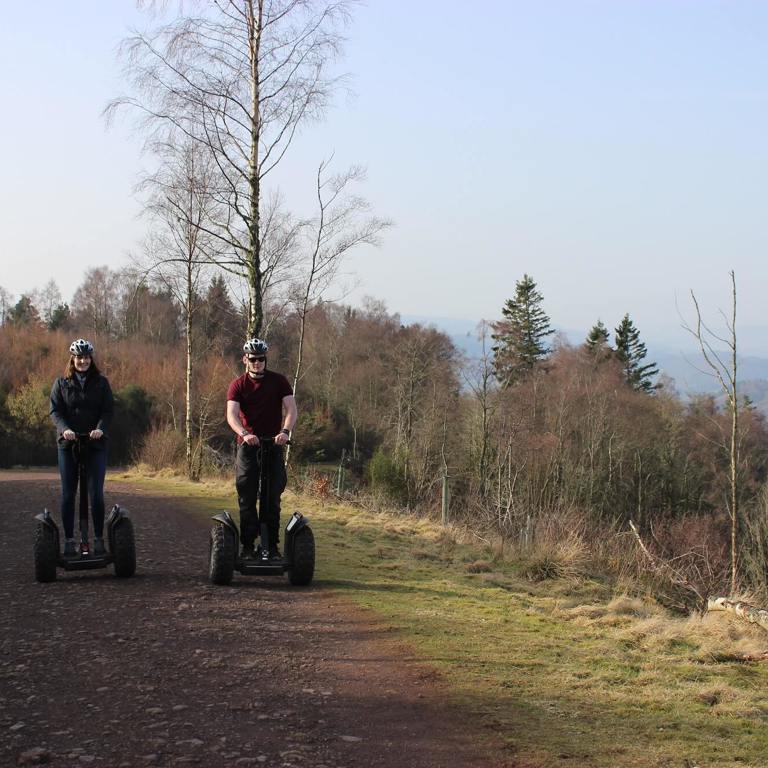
top-left (61, 554), bottom-right (113, 571)
top-left (238, 560), bottom-right (286, 576)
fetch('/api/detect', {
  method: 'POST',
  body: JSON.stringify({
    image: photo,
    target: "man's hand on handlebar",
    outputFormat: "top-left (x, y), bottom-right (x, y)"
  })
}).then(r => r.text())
top-left (274, 431), bottom-right (290, 447)
top-left (62, 429), bottom-right (76, 441)
top-left (90, 429), bottom-right (104, 440)
top-left (242, 433), bottom-right (259, 446)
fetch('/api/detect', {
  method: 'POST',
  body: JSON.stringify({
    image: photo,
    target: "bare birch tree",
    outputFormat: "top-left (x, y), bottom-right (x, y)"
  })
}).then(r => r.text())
top-left (683, 271), bottom-right (740, 594)
top-left (107, 0), bottom-right (355, 338)
top-left (31, 280), bottom-right (64, 329)
top-left (462, 321), bottom-right (499, 495)
top-left (0, 287), bottom-right (13, 326)
top-left (136, 142), bottom-right (219, 479)
top-left (290, 159), bottom-right (390, 425)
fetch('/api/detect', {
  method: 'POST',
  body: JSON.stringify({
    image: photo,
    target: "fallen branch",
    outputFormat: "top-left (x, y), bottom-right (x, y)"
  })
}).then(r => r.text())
top-left (628, 519), bottom-right (704, 606)
top-left (707, 596), bottom-right (768, 633)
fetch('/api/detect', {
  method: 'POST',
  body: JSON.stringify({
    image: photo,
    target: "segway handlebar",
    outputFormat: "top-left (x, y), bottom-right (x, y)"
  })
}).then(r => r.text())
top-left (63, 431), bottom-right (102, 440)
top-left (248, 435), bottom-right (292, 445)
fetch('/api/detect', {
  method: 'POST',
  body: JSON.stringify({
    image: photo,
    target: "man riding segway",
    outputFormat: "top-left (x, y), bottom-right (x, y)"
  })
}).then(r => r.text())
top-left (225, 338), bottom-right (297, 562)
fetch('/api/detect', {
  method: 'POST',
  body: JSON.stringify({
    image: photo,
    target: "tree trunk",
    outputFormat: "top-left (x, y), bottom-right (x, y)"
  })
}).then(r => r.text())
top-left (247, 0), bottom-right (264, 338)
top-left (730, 273), bottom-right (739, 595)
top-left (185, 258), bottom-right (194, 480)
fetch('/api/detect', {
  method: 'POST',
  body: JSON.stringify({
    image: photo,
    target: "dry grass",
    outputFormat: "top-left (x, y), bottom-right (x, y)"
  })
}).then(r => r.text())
top-left (412, 548), bottom-right (440, 560)
top-left (520, 533), bottom-right (590, 582)
top-left (464, 560), bottom-right (494, 573)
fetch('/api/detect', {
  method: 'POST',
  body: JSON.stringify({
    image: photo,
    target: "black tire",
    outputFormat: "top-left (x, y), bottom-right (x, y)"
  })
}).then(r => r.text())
top-left (33, 522), bottom-right (58, 583)
top-left (209, 524), bottom-right (235, 585)
top-left (288, 526), bottom-right (315, 586)
top-left (112, 518), bottom-right (136, 578)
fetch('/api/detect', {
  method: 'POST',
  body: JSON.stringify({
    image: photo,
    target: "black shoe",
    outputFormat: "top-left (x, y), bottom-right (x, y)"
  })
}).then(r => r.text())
top-left (269, 546), bottom-right (282, 561)
top-left (240, 545), bottom-right (256, 560)
top-left (93, 537), bottom-right (106, 556)
top-left (63, 539), bottom-right (77, 557)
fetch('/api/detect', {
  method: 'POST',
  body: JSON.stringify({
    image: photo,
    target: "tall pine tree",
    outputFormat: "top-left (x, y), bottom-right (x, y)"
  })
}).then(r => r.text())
top-left (198, 274), bottom-right (243, 358)
top-left (491, 274), bottom-right (554, 386)
top-left (585, 319), bottom-right (610, 356)
top-left (614, 313), bottom-right (659, 393)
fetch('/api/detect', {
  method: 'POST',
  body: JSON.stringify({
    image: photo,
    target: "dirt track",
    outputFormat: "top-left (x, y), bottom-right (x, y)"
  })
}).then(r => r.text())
top-left (0, 472), bottom-right (504, 768)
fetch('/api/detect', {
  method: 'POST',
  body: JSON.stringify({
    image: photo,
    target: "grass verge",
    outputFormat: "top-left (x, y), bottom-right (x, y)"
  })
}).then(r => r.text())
top-left (113, 470), bottom-right (768, 768)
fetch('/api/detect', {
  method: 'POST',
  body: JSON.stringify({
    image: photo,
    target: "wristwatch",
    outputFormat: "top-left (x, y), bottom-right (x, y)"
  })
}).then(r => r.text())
top-left (240, 429), bottom-right (248, 437)
top-left (281, 428), bottom-right (290, 436)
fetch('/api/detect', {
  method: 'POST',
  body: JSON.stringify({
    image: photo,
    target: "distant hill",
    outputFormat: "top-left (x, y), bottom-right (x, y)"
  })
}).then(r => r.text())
top-left (738, 380), bottom-right (768, 413)
top-left (653, 352), bottom-right (768, 395)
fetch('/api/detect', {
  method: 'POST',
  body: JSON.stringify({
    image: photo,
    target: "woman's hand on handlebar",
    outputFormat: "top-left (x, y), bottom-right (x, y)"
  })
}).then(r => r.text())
top-left (63, 430), bottom-right (103, 440)
top-left (274, 431), bottom-right (290, 446)
top-left (242, 433), bottom-right (259, 446)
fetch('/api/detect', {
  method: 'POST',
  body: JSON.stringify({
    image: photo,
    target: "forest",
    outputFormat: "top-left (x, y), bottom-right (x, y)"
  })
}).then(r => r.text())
top-left (1, 268), bottom-right (767, 608)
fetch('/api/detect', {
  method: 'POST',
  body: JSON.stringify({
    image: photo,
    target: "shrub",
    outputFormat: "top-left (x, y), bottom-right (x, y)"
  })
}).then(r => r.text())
top-left (738, 487), bottom-right (768, 603)
top-left (135, 425), bottom-right (185, 471)
top-left (367, 447), bottom-right (409, 506)
top-left (111, 384), bottom-right (154, 464)
top-left (295, 468), bottom-right (333, 499)
top-left (518, 514), bottom-right (590, 582)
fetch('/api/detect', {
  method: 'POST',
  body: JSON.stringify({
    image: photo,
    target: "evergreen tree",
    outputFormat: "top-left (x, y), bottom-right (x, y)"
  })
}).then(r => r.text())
top-left (199, 275), bottom-right (242, 357)
top-left (614, 313), bottom-right (659, 393)
top-left (8, 295), bottom-right (41, 326)
top-left (491, 274), bottom-right (554, 386)
top-left (585, 319), bottom-right (610, 356)
top-left (47, 303), bottom-right (70, 331)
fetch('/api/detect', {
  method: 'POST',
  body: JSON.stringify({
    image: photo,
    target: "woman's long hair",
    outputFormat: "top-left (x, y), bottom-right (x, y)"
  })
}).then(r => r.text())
top-left (64, 355), bottom-right (101, 380)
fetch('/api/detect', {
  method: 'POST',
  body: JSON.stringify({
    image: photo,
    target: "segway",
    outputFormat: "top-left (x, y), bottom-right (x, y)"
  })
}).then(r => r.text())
top-left (33, 433), bottom-right (136, 582)
top-left (208, 437), bottom-right (315, 586)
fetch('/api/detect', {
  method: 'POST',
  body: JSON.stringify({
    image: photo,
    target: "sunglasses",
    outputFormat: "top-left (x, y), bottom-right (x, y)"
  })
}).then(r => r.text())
top-left (247, 356), bottom-right (266, 363)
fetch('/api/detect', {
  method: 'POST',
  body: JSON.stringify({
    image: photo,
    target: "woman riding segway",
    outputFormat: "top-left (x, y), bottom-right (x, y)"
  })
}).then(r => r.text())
top-left (49, 339), bottom-right (114, 557)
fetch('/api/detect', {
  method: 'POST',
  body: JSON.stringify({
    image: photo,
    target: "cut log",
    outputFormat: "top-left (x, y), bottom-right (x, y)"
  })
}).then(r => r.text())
top-left (707, 596), bottom-right (768, 633)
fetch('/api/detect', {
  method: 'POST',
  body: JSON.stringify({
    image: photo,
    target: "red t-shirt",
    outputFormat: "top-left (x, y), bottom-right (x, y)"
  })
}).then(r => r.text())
top-left (226, 370), bottom-right (293, 442)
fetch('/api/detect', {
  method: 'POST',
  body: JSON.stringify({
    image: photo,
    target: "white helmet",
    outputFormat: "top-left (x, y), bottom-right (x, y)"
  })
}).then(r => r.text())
top-left (243, 338), bottom-right (268, 356)
top-left (69, 338), bottom-right (94, 356)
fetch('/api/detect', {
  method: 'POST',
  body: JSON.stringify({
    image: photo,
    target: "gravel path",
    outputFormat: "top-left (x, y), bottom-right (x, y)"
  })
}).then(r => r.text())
top-left (0, 472), bottom-right (505, 768)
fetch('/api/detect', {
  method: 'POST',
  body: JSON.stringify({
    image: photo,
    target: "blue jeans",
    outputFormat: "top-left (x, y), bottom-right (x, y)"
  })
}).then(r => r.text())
top-left (58, 445), bottom-right (107, 539)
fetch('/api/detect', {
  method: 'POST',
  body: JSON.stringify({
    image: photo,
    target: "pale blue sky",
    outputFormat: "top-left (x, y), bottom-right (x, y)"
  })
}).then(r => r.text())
top-left (2, 2), bottom-right (768, 351)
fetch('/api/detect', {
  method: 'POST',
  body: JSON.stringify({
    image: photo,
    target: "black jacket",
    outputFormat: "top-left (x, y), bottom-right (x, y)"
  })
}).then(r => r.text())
top-left (49, 373), bottom-right (114, 448)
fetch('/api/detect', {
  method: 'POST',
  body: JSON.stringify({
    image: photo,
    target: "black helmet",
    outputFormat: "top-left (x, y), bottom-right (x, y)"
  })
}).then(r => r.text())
top-left (69, 338), bottom-right (94, 356)
top-left (243, 338), bottom-right (268, 356)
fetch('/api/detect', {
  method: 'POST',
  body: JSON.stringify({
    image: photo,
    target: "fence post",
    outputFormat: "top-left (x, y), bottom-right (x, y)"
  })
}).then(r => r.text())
top-left (336, 448), bottom-right (346, 495)
top-left (441, 471), bottom-right (450, 527)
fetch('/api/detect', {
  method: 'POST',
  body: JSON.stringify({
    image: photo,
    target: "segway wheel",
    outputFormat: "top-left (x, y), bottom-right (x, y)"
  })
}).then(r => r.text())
top-left (112, 517), bottom-right (136, 578)
top-left (209, 524), bottom-right (235, 585)
top-left (288, 526), bottom-right (315, 586)
top-left (33, 522), bottom-right (58, 583)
